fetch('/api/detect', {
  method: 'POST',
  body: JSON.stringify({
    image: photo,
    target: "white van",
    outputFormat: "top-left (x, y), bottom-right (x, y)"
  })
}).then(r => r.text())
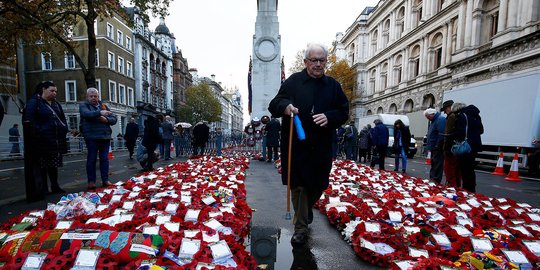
top-left (356, 114), bottom-right (418, 158)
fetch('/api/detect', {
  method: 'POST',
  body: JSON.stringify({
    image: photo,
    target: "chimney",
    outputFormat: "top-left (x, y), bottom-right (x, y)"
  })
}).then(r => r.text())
top-left (211, 74), bottom-right (216, 81)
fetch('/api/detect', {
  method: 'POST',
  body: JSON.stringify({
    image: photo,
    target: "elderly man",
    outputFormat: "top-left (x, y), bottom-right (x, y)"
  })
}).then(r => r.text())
top-left (424, 107), bottom-right (446, 183)
top-left (80, 88), bottom-right (117, 189)
top-left (268, 43), bottom-right (349, 245)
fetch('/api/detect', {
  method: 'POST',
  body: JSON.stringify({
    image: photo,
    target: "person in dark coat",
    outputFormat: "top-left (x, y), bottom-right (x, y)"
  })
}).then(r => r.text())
top-left (80, 88), bottom-right (117, 189)
top-left (124, 117), bottom-right (139, 159)
top-left (357, 126), bottom-right (371, 163)
top-left (370, 119), bottom-right (389, 170)
top-left (453, 103), bottom-right (484, 192)
top-left (443, 100), bottom-right (462, 188)
top-left (264, 116), bottom-right (281, 162)
top-left (268, 43), bottom-right (349, 245)
top-left (161, 115), bottom-right (175, 160)
top-left (9, 124), bottom-right (21, 155)
top-left (424, 108), bottom-right (446, 183)
top-left (142, 115), bottom-right (160, 171)
top-left (23, 81), bottom-right (68, 194)
top-left (344, 122), bottom-right (358, 160)
top-left (192, 121), bottom-right (210, 156)
top-left (393, 119), bottom-right (411, 173)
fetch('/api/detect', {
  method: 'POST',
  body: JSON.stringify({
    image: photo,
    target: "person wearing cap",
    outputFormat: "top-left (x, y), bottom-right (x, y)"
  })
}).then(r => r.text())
top-left (424, 107), bottom-right (446, 184)
top-left (268, 43), bottom-right (349, 245)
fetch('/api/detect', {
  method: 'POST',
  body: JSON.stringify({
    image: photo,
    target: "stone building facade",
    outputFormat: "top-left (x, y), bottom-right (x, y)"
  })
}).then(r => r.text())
top-left (334, 0), bottom-right (540, 137)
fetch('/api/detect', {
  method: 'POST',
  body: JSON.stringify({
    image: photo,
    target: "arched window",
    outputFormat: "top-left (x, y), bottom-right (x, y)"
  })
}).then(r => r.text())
top-left (389, 103), bottom-right (398, 114)
top-left (422, 94), bottom-right (435, 108)
top-left (410, 45), bottom-right (421, 77)
top-left (383, 19), bottom-right (390, 47)
top-left (404, 99), bottom-right (414, 113)
top-left (430, 32), bottom-right (443, 70)
top-left (366, 110), bottom-right (373, 116)
top-left (480, 0), bottom-right (499, 45)
top-left (371, 30), bottom-right (378, 54)
top-left (396, 7), bottom-right (405, 38)
top-left (394, 54), bottom-right (403, 84)
top-left (377, 107), bottom-right (384, 114)
top-left (349, 43), bottom-right (356, 64)
top-left (369, 69), bottom-right (377, 95)
top-left (381, 63), bottom-right (388, 90)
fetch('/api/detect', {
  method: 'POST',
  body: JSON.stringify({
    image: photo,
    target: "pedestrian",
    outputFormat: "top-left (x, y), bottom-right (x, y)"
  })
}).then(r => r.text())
top-left (265, 116), bottom-right (281, 162)
top-left (161, 115), bottom-right (175, 160)
top-left (23, 81), bottom-right (68, 194)
top-left (174, 126), bottom-right (182, 157)
top-left (80, 88), bottom-right (117, 189)
top-left (442, 100), bottom-right (461, 188)
top-left (215, 127), bottom-right (223, 156)
top-left (124, 117), bottom-right (139, 159)
top-left (142, 115), bottom-right (160, 171)
top-left (393, 119), bottom-right (411, 174)
top-left (370, 119), bottom-right (389, 170)
top-left (9, 124), bottom-right (21, 155)
top-left (453, 102), bottom-right (484, 192)
top-left (268, 43), bottom-right (349, 245)
top-left (192, 121), bottom-right (210, 156)
top-left (366, 124), bottom-right (373, 162)
top-left (357, 125), bottom-right (371, 163)
top-left (424, 108), bottom-right (446, 184)
top-left (344, 121), bottom-right (358, 160)
top-left (157, 114), bottom-right (164, 159)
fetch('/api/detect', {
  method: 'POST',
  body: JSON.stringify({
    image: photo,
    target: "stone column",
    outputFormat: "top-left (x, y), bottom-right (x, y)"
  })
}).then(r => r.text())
top-left (507, 0), bottom-right (518, 28)
top-left (402, 48), bottom-right (409, 82)
top-left (470, 9), bottom-right (483, 47)
top-left (456, 0), bottom-right (466, 50)
top-left (442, 22), bottom-right (449, 65)
top-left (464, 0), bottom-right (474, 48)
top-left (446, 20), bottom-right (454, 65)
top-left (498, 0), bottom-right (508, 32)
top-left (405, 0), bottom-right (413, 32)
top-left (390, 10), bottom-right (396, 42)
top-left (422, 36), bottom-right (430, 75)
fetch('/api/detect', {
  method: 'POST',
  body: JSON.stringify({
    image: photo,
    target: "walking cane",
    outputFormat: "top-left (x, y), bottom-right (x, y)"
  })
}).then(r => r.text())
top-left (285, 112), bottom-right (294, 220)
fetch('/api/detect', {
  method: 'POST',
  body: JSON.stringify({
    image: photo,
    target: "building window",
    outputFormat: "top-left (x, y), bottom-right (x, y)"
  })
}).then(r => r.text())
top-left (127, 61), bottom-right (132, 77)
top-left (414, 58), bottom-right (420, 77)
top-left (65, 80), bottom-right (77, 102)
top-left (106, 23), bottom-right (113, 39)
top-left (142, 47), bottom-right (147, 60)
top-left (41, 52), bottom-right (52, 70)
top-left (434, 47), bottom-right (442, 69)
top-left (109, 80), bottom-right (117, 102)
top-left (118, 57), bottom-right (124, 74)
top-left (396, 67), bottom-right (402, 84)
top-left (95, 79), bottom-right (101, 98)
top-left (128, 87), bottom-right (134, 106)
top-left (65, 52), bottom-right (75, 69)
top-left (117, 30), bottom-right (123, 46)
top-left (126, 36), bottom-right (132, 50)
top-left (95, 49), bottom-right (99, 67)
top-left (490, 12), bottom-right (499, 38)
top-left (108, 51), bottom-right (115, 69)
top-left (118, 84), bottom-right (126, 104)
top-left (67, 115), bottom-right (78, 131)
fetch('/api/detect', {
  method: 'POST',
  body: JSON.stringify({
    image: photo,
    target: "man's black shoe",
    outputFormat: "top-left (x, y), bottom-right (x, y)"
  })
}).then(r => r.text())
top-left (308, 211), bottom-right (313, 224)
top-left (291, 232), bottom-right (307, 245)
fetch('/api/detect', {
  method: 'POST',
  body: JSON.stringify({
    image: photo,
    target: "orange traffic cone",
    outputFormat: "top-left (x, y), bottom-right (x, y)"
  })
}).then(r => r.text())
top-left (491, 152), bottom-right (505, 176)
top-left (108, 146), bottom-right (115, 160)
top-left (505, 153), bottom-right (521, 181)
top-left (425, 150), bottom-right (432, 165)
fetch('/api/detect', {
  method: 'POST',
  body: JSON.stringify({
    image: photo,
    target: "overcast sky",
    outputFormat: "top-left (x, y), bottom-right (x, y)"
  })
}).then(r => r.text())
top-left (149, 0), bottom-right (380, 121)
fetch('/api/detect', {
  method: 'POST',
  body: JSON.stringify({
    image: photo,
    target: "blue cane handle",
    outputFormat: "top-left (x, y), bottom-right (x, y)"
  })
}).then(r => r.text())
top-left (293, 115), bottom-right (306, 140)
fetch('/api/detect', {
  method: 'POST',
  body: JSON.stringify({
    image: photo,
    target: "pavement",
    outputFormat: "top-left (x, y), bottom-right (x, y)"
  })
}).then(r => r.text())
top-left (0, 153), bottom-right (539, 269)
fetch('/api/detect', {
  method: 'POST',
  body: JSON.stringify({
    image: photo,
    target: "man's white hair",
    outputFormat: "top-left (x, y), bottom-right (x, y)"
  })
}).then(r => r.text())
top-left (304, 43), bottom-right (328, 59)
top-left (87, 88), bottom-right (99, 95)
top-left (424, 108), bottom-right (438, 117)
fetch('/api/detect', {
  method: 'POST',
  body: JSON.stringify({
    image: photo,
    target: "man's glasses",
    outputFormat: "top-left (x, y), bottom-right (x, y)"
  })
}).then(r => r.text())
top-left (306, 58), bottom-right (327, 64)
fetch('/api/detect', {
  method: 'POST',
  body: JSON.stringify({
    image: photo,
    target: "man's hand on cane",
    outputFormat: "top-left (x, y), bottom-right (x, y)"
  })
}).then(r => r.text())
top-left (284, 104), bottom-right (299, 116)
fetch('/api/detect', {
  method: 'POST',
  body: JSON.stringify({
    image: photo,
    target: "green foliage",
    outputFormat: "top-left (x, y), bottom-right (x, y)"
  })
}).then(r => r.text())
top-left (178, 83), bottom-right (222, 124)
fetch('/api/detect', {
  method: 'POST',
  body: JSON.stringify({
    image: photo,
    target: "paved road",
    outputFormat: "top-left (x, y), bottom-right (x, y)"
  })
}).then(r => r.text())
top-left (1, 154), bottom-right (539, 269)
